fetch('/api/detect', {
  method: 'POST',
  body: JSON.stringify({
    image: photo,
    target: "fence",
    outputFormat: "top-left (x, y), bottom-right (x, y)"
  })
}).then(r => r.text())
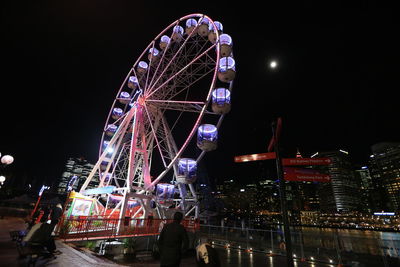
top-left (199, 224), bottom-right (400, 266)
top-left (57, 216), bottom-right (200, 241)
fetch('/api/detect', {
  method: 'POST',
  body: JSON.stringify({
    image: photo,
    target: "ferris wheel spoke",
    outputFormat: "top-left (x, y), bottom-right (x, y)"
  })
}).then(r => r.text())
top-left (154, 66), bottom-right (215, 102)
top-left (130, 67), bottom-right (144, 94)
top-left (143, 41), bottom-right (158, 93)
top-left (145, 23), bottom-right (199, 97)
top-left (143, 104), bottom-right (168, 168)
top-left (146, 99), bottom-right (206, 114)
top-left (150, 48), bottom-right (214, 98)
top-left (145, 29), bottom-right (177, 95)
top-left (147, 24), bottom-right (214, 95)
top-left (147, 43), bottom-right (216, 99)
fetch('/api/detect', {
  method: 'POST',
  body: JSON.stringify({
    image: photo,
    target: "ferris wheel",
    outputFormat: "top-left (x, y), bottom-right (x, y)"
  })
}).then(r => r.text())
top-left (79, 13), bottom-right (236, 222)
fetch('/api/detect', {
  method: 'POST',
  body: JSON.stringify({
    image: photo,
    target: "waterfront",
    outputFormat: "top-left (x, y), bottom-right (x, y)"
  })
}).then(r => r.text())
top-left (201, 224), bottom-right (400, 266)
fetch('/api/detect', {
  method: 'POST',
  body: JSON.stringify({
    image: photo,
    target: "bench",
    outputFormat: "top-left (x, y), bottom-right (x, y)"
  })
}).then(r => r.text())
top-left (17, 242), bottom-right (53, 266)
top-left (10, 230), bottom-right (54, 266)
top-left (9, 230), bottom-right (27, 242)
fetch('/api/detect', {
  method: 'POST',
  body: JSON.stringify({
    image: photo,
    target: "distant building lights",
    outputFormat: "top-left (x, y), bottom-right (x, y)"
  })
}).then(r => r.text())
top-left (240, 189), bottom-right (245, 192)
top-left (361, 166), bottom-right (368, 169)
top-left (370, 154), bottom-right (375, 158)
top-left (339, 149), bottom-right (349, 154)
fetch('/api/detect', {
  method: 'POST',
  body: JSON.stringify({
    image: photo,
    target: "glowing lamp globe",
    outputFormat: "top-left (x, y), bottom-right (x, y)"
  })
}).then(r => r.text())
top-left (0, 176), bottom-right (5, 183)
top-left (1, 155), bottom-right (14, 165)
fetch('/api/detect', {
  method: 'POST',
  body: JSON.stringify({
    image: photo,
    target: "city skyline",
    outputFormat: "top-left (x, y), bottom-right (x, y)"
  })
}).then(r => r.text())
top-left (2, 3), bottom-right (399, 184)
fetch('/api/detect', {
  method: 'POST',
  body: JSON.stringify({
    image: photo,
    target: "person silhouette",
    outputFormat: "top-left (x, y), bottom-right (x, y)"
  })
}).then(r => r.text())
top-left (158, 211), bottom-right (189, 267)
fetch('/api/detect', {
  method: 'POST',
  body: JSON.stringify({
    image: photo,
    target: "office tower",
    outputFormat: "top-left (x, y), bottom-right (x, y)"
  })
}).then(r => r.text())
top-left (369, 142), bottom-right (400, 211)
top-left (316, 150), bottom-right (361, 212)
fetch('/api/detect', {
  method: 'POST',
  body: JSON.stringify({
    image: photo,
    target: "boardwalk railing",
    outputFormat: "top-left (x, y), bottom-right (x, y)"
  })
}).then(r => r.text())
top-left (57, 216), bottom-right (200, 241)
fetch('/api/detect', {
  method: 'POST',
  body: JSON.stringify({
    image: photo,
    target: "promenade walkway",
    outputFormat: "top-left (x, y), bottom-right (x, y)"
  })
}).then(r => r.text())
top-left (3, 216), bottom-right (398, 266)
top-left (0, 216), bottom-right (197, 266)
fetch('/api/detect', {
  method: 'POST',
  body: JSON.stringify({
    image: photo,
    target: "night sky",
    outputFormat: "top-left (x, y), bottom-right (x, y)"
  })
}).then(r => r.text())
top-left (1, 2), bottom-right (399, 187)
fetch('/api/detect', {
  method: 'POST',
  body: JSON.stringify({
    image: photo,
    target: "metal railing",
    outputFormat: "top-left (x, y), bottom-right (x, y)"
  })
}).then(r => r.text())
top-left (199, 225), bottom-right (400, 266)
top-left (57, 216), bottom-right (200, 241)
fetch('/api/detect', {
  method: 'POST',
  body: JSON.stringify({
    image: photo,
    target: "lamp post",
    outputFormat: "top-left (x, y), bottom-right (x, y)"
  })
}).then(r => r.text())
top-left (0, 175), bottom-right (5, 188)
top-left (0, 153), bottom-right (13, 189)
top-left (31, 185), bottom-right (50, 217)
top-left (271, 118), bottom-right (294, 267)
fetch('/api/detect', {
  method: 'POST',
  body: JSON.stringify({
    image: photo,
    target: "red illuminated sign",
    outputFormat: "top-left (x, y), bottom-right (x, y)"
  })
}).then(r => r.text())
top-left (283, 167), bottom-right (330, 182)
top-left (234, 152), bottom-right (276, 163)
top-left (282, 158), bottom-right (332, 166)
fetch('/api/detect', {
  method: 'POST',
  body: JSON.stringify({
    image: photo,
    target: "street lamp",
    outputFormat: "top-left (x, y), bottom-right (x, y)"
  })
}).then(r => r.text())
top-left (0, 153), bottom-right (13, 188)
top-left (1, 154), bottom-right (14, 165)
top-left (0, 175), bottom-right (5, 188)
top-left (31, 185), bottom-right (51, 217)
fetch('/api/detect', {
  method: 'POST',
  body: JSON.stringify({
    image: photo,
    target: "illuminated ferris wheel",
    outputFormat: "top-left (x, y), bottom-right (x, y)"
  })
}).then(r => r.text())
top-left (79, 13), bottom-right (236, 221)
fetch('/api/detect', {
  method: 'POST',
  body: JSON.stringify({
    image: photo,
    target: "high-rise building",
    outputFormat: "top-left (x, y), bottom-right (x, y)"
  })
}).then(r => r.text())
top-left (354, 165), bottom-right (373, 212)
top-left (315, 150), bottom-right (362, 212)
top-left (56, 157), bottom-right (99, 195)
top-left (369, 142), bottom-right (400, 211)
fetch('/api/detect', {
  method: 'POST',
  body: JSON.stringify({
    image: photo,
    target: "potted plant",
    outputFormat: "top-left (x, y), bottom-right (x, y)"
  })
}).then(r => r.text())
top-left (123, 238), bottom-right (136, 260)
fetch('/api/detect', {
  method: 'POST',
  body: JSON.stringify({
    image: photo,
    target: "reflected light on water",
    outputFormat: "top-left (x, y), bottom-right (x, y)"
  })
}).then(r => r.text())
top-left (268, 255), bottom-right (273, 266)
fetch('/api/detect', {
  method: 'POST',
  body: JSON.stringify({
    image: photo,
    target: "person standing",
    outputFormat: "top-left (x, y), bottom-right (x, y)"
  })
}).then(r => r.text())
top-left (158, 211), bottom-right (189, 267)
top-left (40, 205), bottom-right (51, 223)
top-left (46, 203), bottom-right (63, 255)
top-left (50, 203), bottom-right (63, 226)
top-left (196, 237), bottom-right (221, 267)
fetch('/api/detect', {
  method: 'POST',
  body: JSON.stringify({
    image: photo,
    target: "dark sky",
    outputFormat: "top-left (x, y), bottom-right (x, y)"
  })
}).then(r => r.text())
top-left (1, 2), bottom-right (399, 186)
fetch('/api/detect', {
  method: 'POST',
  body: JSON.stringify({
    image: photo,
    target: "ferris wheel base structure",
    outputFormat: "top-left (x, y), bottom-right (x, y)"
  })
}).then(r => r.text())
top-left (73, 13), bottom-right (236, 228)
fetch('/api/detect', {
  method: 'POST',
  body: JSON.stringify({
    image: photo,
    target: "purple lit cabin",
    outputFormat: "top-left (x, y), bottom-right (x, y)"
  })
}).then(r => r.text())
top-left (218, 57), bottom-right (236, 83)
top-left (198, 17), bottom-right (210, 37)
top-left (137, 61), bottom-right (148, 75)
top-left (185, 18), bottom-right (198, 35)
top-left (119, 91), bottom-right (131, 104)
top-left (211, 88), bottom-right (231, 114)
top-left (208, 21), bottom-right (223, 43)
top-left (101, 172), bottom-right (111, 183)
top-left (112, 107), bottom-right (123, 120)
top-left (177, 158), bottom-right (197, 184)
top-left (100, 161), bottom-right (108, 171)
top-left (105, 124), bottom-right (118, 136)
top-left (127, 76), bottom-right (138, 89)
top-left (172, 25), bottom-right (184, 42)
top-left (102, 140), bottom-right (114, 158)
top-left (197, 124), bottom-right (218, 151)
top-left (109, 195), bottom-right (139, 208)
top-left (148, 48), bottom-right (160, 62)
top-left (156, 183), bottom-right (175, 202)
top-left (219, 34), bottom-right (232, 57)
top-left (159, 35), bottom-right (170, 50)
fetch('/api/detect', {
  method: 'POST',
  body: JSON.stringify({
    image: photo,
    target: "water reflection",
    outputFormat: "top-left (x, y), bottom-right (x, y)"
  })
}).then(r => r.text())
top-left (297, 227), bottom-right (400, 257)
